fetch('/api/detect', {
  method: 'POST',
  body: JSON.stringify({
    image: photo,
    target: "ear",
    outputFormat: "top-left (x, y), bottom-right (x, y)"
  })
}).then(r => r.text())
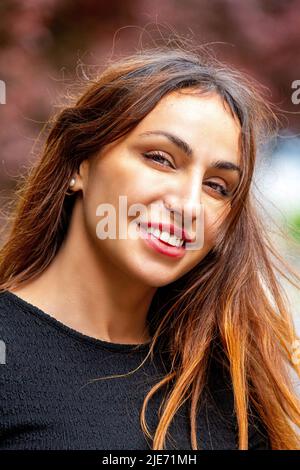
top-left (71, 159), bottom-right (90, 193)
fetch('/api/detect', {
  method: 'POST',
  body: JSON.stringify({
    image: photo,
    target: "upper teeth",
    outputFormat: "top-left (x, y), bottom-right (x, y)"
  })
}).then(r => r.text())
top-left (143, 226), bottom-right (184, 247)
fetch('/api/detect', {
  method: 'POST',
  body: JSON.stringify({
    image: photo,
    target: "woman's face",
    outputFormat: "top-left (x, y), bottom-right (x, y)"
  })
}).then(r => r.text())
top-left (75, 90), bottom-right (242, 287)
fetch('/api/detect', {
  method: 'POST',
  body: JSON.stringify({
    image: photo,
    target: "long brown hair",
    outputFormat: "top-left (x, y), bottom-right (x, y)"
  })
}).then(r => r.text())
top-left (1, 42), bottom-right (300, 450)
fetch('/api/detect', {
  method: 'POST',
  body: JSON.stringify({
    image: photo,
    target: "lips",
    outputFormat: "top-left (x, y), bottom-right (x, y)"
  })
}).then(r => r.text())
top-left (138, 221), bottom-right (194, 243)
top-left (137, 223), bottom-right (186, 258)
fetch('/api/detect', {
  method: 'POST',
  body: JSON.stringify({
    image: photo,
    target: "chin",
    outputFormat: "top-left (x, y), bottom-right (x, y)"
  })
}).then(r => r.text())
top-left (128, 259), bottom-right (186, 288)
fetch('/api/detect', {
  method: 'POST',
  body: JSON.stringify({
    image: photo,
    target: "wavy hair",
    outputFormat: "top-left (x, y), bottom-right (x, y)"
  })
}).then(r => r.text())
top-left (1, 42), bottom-right (300, 449)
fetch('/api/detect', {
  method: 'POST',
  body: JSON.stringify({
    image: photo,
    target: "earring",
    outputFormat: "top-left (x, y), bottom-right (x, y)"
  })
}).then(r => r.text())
top-left (65, 177), bottom-right (76, 196)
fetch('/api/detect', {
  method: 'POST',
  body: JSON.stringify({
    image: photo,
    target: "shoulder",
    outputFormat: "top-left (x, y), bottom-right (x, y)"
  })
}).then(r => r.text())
top-left (0, 290), bottom-right (33, 347)
top-left (0, 291), bottom-right (22, 364)
top-left (0, 290), bottom-right (15, 327)
top-left (0, 290), bottom-right (22, 323)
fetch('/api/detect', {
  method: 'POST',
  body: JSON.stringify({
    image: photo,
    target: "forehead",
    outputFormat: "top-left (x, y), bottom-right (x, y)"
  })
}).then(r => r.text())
top-left (142, 89), bottom-right (241, 126)
top-left (130, 90), bottom-right (241, 164)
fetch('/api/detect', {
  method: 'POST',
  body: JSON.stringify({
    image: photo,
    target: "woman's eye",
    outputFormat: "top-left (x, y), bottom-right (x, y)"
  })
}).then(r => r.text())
top-left (142, 152), bottom-right (175, 169)
top-left (204, 181), bottom-right (230, 197)
top-left (141, 153), bottom-right (229, 195)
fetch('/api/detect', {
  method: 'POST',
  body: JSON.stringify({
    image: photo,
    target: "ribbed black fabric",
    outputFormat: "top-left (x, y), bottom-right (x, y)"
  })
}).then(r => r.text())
top-left (0, 290), bottom-right (270, 450)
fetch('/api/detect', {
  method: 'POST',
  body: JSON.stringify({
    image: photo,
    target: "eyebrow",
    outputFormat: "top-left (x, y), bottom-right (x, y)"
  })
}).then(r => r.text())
top-left (138, 130), bottom-right (242, 176)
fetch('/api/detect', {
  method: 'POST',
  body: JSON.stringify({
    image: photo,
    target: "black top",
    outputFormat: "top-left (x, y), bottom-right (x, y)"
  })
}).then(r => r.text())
top-left (0, 290), bottom-right (270, 450)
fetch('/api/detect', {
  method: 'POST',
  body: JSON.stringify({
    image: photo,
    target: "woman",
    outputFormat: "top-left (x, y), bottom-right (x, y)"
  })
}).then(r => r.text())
top-left (0, 45), bottom-right (300, 450)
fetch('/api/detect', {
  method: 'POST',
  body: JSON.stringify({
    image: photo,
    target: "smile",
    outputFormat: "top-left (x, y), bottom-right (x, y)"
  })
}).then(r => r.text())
top-left (137, 223), bottom-right (186, 259)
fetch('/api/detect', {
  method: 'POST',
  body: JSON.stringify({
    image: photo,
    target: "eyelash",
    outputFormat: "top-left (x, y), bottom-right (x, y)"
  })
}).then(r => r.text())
top-left (142, 151), bottom-right (175, 169)
top-left (204, 181), bottom-right (230, 197)
top-left (142, 151), bottom-right (230, 197)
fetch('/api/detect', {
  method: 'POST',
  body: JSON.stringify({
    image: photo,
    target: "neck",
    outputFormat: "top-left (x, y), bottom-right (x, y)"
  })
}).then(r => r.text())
top-left (10, 201), bottom-right (157, 345)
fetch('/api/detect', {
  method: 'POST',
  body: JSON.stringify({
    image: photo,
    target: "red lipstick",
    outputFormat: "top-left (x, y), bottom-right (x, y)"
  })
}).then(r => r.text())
top-left (137, 222), bottom-right (188, 259)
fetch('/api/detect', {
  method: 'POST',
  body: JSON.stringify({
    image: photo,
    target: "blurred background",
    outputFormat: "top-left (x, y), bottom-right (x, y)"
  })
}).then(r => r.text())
top-left (0, 0), bottom-right (299, 342)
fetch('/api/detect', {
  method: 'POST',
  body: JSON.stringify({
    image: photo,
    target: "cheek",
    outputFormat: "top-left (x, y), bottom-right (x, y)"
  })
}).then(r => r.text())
top-left (178, 206), bottom-right (229, 275)
top-left (81, 177), bottom-right (116, 245)
top-left (81, 172), bottom-right (150, 245)
top-left (202, 203), bottom-right (230, 247)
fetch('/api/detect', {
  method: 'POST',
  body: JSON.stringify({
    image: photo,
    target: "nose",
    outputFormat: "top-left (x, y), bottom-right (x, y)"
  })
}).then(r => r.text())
top-left (163, 172), bottom-right (203, 223)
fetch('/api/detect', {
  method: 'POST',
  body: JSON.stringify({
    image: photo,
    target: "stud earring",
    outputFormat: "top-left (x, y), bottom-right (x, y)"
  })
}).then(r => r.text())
top-left (65, 177), bottom-right (76, 196)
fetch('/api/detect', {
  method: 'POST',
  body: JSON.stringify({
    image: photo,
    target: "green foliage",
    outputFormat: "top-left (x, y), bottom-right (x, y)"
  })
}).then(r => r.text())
top-left (288, 212), bottom-right (300, 242)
